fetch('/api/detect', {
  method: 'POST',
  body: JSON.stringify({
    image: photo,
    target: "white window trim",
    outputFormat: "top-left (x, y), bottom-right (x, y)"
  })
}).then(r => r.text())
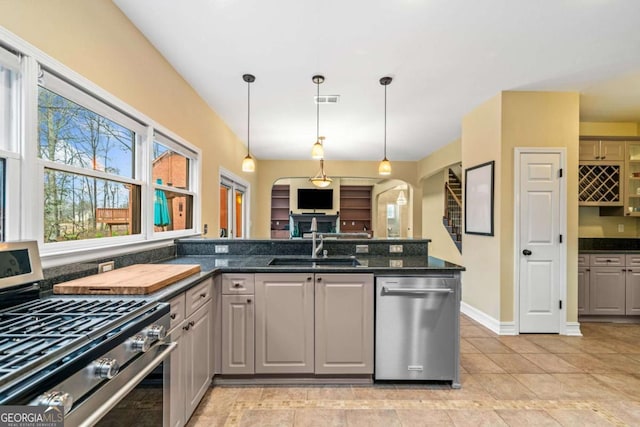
top-left (219, 167), bottom-right (251, 239)
top-left (0, 26), bottom-right (203, 268)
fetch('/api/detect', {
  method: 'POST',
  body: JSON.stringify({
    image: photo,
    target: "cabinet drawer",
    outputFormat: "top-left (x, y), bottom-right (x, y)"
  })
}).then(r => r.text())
top-left (222, 274), bottom-right (255, 295)
top-left (625, 254), bottom-right (640, 267)
top-left (590, 254), bottom-right (624, 267)
top-left (186, 278), bottom-right (212, 318)
top-left (169, 293), bottom-right (186, 331)
top-left (578, 254), bottom-right (589, 267)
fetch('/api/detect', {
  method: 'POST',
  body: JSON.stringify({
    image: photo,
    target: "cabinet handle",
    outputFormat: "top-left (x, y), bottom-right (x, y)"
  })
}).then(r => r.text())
top-left (200, 293), bottom-right (207, 298)
top-left (629, 269), bottom-right (633, 272)
top-left (622, 269), bottom-right (626, 272)
top-left (170, 313), bottom-right (177, 319)
top-left (307, 276), bottom-right (312, 281)
top-left (586, 268), bottom-right (590, 272)
top-left (233, 282), bottom-right (241, 288)
top-left (189, 321), bottom-right (195, 327)
top-left (317, 277), bottom-right (322, 282)
top-left (183, 325), bottom-right (190, 331)
top-left (247, 299), bottom-right (252, 304)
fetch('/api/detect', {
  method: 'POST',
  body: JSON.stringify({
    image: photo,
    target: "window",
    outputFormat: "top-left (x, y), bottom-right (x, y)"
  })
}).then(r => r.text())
top-left (37, 71), bottom-right (145, 243)
top-left (219, 171), bottom-right (249, 239)
top-left (0, 46), bottom-right (21, 243)
top-left (152, 133), bottom-right (195, 233)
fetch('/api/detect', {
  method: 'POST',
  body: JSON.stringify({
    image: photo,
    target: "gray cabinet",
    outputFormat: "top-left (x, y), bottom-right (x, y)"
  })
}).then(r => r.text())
top-left (589, 267), bottom-right (626, 315)
top-left (255, 273), bottom-right (314, 373)
top-left (167, 278), bottom-right (213, 427)
top-left (625, 255), bottom-right (640, 314)
top-left (221, 273), bottom-right (255, 374)
top-left (579, 140), bottom-right (625, 161)
top-left (184, 303), bottom-right (212, 417)
top-left (314, 273), bottom-right (374, 375)
top-left (577, 254), bottom-right (589, 315)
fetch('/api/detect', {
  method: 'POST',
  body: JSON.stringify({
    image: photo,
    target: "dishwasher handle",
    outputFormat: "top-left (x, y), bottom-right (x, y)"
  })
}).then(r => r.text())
top-left (382, 286), bottom-right (453, 295)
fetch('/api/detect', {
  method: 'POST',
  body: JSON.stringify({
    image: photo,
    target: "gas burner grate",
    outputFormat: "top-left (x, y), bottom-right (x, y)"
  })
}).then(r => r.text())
top-left (2, 298), bottom-right (150, 316)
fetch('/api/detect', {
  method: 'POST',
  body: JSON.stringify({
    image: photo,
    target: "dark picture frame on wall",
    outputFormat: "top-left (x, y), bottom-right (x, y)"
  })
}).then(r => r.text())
top-left (464, 160), bottom-right (495, 236)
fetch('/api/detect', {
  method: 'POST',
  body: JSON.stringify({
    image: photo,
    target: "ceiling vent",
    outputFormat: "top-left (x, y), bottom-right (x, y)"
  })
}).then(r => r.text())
top-left (315, 95), bottom-right (340, 104)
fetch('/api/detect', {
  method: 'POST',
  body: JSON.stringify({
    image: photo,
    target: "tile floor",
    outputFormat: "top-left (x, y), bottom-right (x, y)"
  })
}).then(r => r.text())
top-left (187, 315), bottom-right (640, 426)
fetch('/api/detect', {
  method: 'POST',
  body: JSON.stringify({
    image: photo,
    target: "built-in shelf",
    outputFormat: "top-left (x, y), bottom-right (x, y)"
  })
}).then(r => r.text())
top-left (340, 185), bottom-right (372, 234)
top-left (271, 185), bottom-right (290, 238)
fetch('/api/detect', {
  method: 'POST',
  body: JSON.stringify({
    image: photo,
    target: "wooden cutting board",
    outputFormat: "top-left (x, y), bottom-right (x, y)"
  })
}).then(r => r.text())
top-left (53, 264), bottom-right (201, 295)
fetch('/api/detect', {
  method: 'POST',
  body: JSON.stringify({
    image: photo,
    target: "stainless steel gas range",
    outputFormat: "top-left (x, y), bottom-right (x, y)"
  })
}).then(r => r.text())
top-left (0, 241), bottom-right (175, 426)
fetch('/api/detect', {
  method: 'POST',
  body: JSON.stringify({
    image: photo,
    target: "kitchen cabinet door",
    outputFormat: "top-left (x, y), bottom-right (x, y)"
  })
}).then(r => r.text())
top-left (314, 273), bottom-right (374, 374)
top-left (221, 295), bottom-right (254, 374)
top-left (589, 267), bottom-right (626, 315)
top-left (579, 140), bottom-right (624, 161)
top-left (184, 303), bottom-right (212, 420)
top-left (578, 267), bottom-right (590, 315)
top-left (254, 273), bottom-right (314, 373)
top-left (168, 326), bottom-right (185, 427)
top-left (626, 269), bottom-right (640, 315)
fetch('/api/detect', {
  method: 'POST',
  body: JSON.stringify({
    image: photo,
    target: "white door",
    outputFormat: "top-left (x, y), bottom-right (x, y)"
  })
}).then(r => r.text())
top-left (518, 151), bottom-right (563, 333)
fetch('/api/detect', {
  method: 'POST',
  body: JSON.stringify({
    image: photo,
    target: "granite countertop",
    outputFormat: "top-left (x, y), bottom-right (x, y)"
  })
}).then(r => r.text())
top-left (580, 250), bottom-right (640, 254)
top-left (151, 254), bottom-right (464, 301)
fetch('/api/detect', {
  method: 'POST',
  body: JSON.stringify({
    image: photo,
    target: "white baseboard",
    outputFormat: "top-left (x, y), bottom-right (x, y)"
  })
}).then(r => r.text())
top-left (565, 322), bottom-right (582, 336)
top-left (462, 302), bottom-right (583, 336)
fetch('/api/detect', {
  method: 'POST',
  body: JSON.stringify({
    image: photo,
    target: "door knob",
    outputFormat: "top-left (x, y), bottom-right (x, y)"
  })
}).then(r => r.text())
top-left (522, 249), bottom-right (532, 256)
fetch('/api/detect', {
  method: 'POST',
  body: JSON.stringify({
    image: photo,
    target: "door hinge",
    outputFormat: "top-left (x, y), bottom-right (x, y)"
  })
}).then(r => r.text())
top-left (559, 300), bottom-right (562, 310)
top-left (558, 168), bottom-right (563, 178)
top-left (559, 234), bottom-right (563, 243)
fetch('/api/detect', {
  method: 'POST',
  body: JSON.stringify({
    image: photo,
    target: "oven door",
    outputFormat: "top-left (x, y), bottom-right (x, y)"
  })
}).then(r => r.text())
top-left (65, 341), bottom-right (176, 427)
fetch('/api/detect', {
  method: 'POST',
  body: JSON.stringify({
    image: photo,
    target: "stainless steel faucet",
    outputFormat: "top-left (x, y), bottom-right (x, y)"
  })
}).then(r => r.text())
top-left (311, 217), bottom-right (324, 258)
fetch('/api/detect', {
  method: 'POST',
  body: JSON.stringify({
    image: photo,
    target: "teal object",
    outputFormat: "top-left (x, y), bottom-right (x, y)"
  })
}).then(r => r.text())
top-left (154, 178), bottom-right (170, 228)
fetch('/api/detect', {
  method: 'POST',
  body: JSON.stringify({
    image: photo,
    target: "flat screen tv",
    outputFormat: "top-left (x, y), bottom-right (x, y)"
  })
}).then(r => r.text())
top-left (297, 188), bottom-right (333, 210)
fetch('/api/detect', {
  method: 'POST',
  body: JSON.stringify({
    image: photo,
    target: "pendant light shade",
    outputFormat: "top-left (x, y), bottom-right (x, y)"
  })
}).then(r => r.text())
top-left (396, 190), bottom-right (407, 205)
top-left (378, 76), bottom-right (393, 176)
top-left (241, 73), bottom-right (256, 173)
top-left (311, 136), bottom-right (325, 160)
top-left (310, 159), bottom-right (333, 188)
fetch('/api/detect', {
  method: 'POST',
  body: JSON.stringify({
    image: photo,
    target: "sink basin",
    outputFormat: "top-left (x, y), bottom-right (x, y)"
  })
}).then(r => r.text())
top-left (268, 257), bottom-right (361, 267)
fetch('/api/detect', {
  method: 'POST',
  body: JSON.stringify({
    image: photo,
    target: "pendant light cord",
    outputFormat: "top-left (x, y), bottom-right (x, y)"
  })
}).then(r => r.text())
top-left (316, 79), bottom-right (320, 142)
top-left (247, 79), bottom-right (251, 155)
top-left (384, 83), bottom-right (387, 159)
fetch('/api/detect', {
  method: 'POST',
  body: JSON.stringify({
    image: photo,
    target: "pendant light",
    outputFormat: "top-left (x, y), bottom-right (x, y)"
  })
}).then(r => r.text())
top-left (396, 190), bottom-right (407, 205)
top-left (241, 73), bottom-right (256, 172)
top-left (311, 75), bottom-right (325, 159)
top-left (309, 158), bottom-right (332, 188)
top-left (378, 76), bottom-right (393, 176)
top-left (309, 74), bottom-right (332, 187)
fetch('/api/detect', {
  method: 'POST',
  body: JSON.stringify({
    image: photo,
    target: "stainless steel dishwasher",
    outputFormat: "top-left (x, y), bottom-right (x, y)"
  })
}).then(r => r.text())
top-left (375, 275), bottom-right (460, 387)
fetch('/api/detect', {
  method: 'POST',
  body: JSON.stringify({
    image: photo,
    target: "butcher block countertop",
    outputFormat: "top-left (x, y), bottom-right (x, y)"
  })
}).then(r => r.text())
top-left (53, 263), bottom-right (201, 295)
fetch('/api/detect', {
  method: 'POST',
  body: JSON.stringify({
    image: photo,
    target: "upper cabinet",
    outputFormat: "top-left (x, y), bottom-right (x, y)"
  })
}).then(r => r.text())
top-left (578, 139), bottom-right (624, 206)
top-left (579, 140), bottom-right (625, 161)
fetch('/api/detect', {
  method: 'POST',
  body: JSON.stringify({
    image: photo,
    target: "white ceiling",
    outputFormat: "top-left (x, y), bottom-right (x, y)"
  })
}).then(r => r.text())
top-left (114, 0), bottom-right (640, 161)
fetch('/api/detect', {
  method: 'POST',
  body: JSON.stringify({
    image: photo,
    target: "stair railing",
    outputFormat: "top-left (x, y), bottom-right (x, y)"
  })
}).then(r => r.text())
top-left (444, 181), bottom-right (462, 239)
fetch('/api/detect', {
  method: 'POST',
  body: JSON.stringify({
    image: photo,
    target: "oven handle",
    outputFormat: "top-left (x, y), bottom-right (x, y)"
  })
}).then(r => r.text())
top-left (78, 342), bottom-right (176, 427)
top-left (382, 286), bottom-right (453, 295)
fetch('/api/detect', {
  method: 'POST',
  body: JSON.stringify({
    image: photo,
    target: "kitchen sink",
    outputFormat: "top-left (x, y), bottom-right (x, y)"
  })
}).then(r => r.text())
top-left (268, 256), bottom-right (361, 267)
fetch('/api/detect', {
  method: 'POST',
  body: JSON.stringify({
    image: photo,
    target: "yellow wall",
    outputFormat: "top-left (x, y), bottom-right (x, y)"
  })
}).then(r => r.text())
top-left (417, 139), bottom-right (461, 180)
top-left (0, 0), bottom-right (258, 237)
top-left (255, 160), bottom-right (420, 239)
top-left (580, 122), bottom-right (639, 137)
top-left (461, 94), bottom-right (503, 320)
top-left (501, 91), bottom-right (580, 323)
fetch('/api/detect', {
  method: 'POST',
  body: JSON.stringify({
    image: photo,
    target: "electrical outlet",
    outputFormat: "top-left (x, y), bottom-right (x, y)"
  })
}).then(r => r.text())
top-left (389, 244), bottom-right (403, 253)
top-left (215, 245), bottom-right (229, 254)
top-left (98, 261), bottom-right (115, 273)
top-left (618, 224), bottom-right (625, 232)
top-left (389, 259), bottom-right (403, 268)
top-left (356, 245), bottom-right (369, 254)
